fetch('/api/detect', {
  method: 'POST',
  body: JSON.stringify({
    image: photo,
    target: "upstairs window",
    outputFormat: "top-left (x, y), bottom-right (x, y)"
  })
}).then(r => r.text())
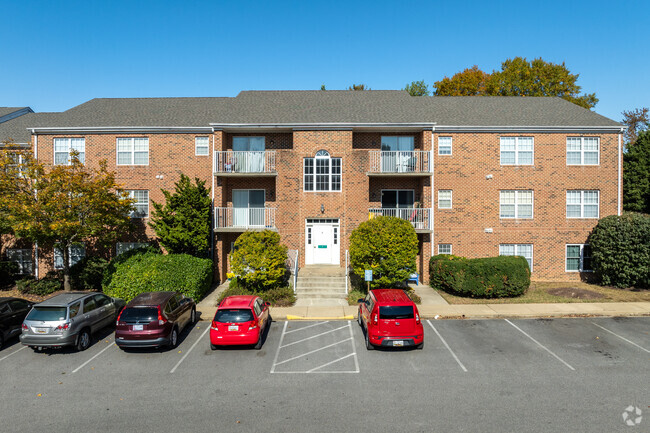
top-left (500, 137), bottom-right (533, 165)
top-left (438, 137), bottom-right (452, 155)
top-left (54, 138), bottom-right (85, 165)
top-left (304, 150), bottom-right (342, 192)
top-left (566, 190), bottom-right (599, 218)
top-left (195, 137), bottom-right (210, 156)
top-left (567, 137), bottom-right (599, 165)
top-left (500, 190), bottom-right (533, 219)
top-left (438, 190), bottom-right (452, 209)
top-left (117, 138), bottom-right (149, 165)
top-left (127, 190), bottom-right (149, 218)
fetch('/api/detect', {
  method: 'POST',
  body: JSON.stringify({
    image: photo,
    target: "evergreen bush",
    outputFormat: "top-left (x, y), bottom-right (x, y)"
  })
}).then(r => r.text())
top-left (230, 230), bottom-right (288, 291)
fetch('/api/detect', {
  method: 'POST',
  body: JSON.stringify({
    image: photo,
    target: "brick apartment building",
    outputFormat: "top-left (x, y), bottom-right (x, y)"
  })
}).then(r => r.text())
top-left (0, 91), bottom-right (624, 283)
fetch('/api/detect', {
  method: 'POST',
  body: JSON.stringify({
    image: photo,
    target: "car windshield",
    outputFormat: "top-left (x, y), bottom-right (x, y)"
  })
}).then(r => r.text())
top-left (26, 307), bottom-right (67, 321)
top-left (119, 307), bottom-right (158, 322)
top-left (379, 305), bottom-right (414, 319)
top-left (214, 309), bottom-right (254, 323)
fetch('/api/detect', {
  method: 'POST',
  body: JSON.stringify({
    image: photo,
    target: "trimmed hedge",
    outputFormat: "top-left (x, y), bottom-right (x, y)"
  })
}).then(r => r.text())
top-left (429, 254), bottom-right (530, 298)
top-left (70, 256), bottom-right (109, 291)
top-left (101, 246), bottom-right (161, 289)
top-left (218, 278), bottom-right (295, 307)
top-left (230, 230), bottom-right (289, 291)
top-left (16, 271), bottom-right (62, 296)
top-left (104, 253), bottom-right (213, 303)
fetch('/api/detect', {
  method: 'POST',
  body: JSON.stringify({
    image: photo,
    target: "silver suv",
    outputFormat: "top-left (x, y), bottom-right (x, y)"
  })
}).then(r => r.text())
top-left (20, 292), bottom-right (126, 351)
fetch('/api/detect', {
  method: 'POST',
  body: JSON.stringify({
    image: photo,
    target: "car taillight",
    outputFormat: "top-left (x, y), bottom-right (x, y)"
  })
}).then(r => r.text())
top-left (22, 323), bottom-right (28, 331)
top-left (157, 307), bottom-right (167, 326)
top-left (56, 323), bottom-right (70, 331)
top-left (248, 321), bottom-right (258, 331)
top-left (116, 309), bottom-right (124, 324)
top-left (211, 320), bottom-right (218, 330)
top-left (416, 313), bottom-right (421, 324)
top-left (372, 314), bottom-right (378, 325)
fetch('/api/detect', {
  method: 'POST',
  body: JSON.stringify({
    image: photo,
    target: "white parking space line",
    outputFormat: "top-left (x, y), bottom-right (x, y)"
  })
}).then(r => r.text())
top-left (348, 321), bottom-right (360, 373)
top-left (283, 321), bottom-right (330, 335)
top-left (592, 322), bottom-right (650, 353)
top-left (273, 338), bottom-right (353, 367)
top-left (72, 342), bottom-right (116, 373)
top-left (427, 321), bottom-right (467, 372)
top-left (0, 345), bottom-right (27, 362)
top-left (170, 326), bottom-right (210, 374)
top-left (505, 319), bottom-right (575, 371)
top-left (307, 353), bottom-right (356, 373)
top-left (280, 325), bottom-right (349, 348)
top-left (270, 321), bottom-right (288, 374)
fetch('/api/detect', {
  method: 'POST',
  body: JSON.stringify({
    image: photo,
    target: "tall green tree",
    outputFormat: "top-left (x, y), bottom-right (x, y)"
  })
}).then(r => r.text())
top-left (149, 174), bottom-right (211, 258)
top-left (622, 107), bottom-right (649, 146)
top-left (403, 80), bottom-right (430, 96)
top-left (433, 65), bottom-right (491, 96)
top-left (0, 149), bottom-right (134, 290)
top-left (623, 130), bottom-right (650, 213)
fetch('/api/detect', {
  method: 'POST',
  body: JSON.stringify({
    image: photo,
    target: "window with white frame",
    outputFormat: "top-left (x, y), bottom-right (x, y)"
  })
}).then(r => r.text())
top-left (116, 242), bottom-right (150, 256)
top-left (6, 248), bottom-right (32, 275)
top-left (195, 137), bottom-right (209, 156)
top-left (438, 137), bottom-right (452, 155)
top-left (567, 137), bottom-right (599, 165)
top-left (438, 190), bottom-right (452, 209)
top-left (127, 190), bottom-right (149, 218)
top-left (566, 244), bottom-right (592, 272)
top-left (117, 138), bottom-right (149, 165)
top-left (438, 244), bottom-right (452, 255)
top-left (54, 243), bottom-right (85, 270)
top-left (566, 190), bottom-right (599, 218)
top-left (304, 150), bottom-right (341, 192)
top-left (500, 137), bottom-right (533, 165)
top-left (54, 138), bottom-right (85, 165)
top-left (499, 244), bottom-right (533, 271)
top-left (500, 190), bottom-right (533, 219)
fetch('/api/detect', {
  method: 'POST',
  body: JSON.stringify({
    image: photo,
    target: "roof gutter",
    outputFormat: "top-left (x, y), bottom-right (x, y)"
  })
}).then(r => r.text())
top-left (209, 122), bottom-right (436, 131)
top-left (28, 126), bottom-right (213, 134)
top-left (433, 125), bottom-right (624, 133)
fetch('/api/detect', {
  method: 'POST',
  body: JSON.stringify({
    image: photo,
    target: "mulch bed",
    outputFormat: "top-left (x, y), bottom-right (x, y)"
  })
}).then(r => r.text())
top-left (546, 287), bottom-right (606, 300)
top-left (0, 288), bottom-right (68, 303)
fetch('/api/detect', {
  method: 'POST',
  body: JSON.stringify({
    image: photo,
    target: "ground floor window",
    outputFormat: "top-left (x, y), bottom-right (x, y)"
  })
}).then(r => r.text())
top-left (566, 244), bottom-right (592, 272)
top-left (499, 244), bottom-right (533, 271)
top-left (116, 242), bottom-right (150, 256)
top-left (54, 243), bottom-right (85, 269)
top-left (6, 248), bottom-right (33, 275)
top-left (437, 244), bottom-right (452, 255)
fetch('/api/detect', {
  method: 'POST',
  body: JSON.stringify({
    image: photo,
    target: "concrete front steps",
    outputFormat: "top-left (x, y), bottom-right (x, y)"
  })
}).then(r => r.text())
top-left (294, 265), bottom-right (349, 307)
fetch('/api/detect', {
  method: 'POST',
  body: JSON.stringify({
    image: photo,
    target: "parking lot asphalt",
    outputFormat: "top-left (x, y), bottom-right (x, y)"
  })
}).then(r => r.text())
top-left (0, 317), bottom-right (648, 433)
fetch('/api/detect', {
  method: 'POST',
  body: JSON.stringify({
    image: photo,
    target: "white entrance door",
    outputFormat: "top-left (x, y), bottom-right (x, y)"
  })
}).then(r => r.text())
top-left (305, 219), bottom-right (340, 265)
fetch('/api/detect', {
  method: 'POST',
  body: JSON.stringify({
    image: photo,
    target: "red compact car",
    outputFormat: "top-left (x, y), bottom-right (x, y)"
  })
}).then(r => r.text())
top-left (358, 289), bottom-right (424, 350)
top-left (210, 296), bottom-right (271, 350)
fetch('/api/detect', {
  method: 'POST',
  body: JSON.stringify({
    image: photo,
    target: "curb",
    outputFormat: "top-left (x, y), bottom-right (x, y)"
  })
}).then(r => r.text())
top-left (286, 314), bottom-right (355, 321)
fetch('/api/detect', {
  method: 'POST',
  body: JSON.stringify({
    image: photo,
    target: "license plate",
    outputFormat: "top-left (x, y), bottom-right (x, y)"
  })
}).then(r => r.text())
top-left (35, 327), bottom-right (48, 334)
top-left (392, 340), bottom-right (404, 347)
top-left (133, 324), bottom-right (143, 331)
top-left (228, 325), bottom-right (238, 331)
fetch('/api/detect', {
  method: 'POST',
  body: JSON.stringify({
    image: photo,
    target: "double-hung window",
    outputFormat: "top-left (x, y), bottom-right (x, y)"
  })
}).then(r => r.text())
top-left (54, 243), bottom-right (85, 270)
top-left (117, 138), bottom-right (149, 165)
top-left (195, 137), bottom-right (210, 156)
top-left (438, 190), bottom-right (452, 209)
top-left (116, 242), bottom-right (150, 256)
top-left (127, 190), bottom-right (149, 218)
top-left (566, 190), bottom-right (599, 218)
top-left (438, 244), bottom-right (452, 255)
top-left (566, 244), bottom-right (592, 272)
top-left (54, 138), bottom-right (85, 165)
top-left (499, 244), bottom-right (533, 271)
top-left (6, 248), bottom-right (32, 275)
top-left (500, 190), bottom-right (533, 219)
top-left (438, 137), bottom-right (452, 155)
top-left (567, 137), bottom-right (599, 165)
top-left (500, 137), bottom-right (533, 165)
top-left (304, 150), bottom-right (341, 192)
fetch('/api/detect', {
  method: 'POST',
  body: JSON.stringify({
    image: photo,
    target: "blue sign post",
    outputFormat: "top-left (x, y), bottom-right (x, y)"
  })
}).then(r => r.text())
top-left (364, 270), bottom-right (372, 292)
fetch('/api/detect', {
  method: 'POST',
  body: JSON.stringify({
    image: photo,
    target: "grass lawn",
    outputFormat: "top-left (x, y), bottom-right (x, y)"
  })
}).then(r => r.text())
top-left (433, 281), bottom-right (650, 304)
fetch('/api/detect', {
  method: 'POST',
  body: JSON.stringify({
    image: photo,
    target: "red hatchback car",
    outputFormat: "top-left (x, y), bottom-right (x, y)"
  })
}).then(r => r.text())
top-left (358, 289), bottom-right (424, 350)
top-left (210, 296), bottom-right (271, 350)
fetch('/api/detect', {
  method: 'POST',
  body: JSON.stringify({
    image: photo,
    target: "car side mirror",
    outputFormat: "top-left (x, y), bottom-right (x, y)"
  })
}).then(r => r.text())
top-left (357, 298), bottom-right (365, 303)
top-left (264, 302), bottom-right (271, 307)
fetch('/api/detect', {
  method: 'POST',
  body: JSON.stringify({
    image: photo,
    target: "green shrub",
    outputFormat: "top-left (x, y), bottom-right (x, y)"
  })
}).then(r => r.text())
top-left (347, 289), bottom-right (367, 306)
top-left (218, 279), bottom-right (295, 307)
top-left (104, 253), bottom-right (213, 302)
top-left (102, 246), bottom-right (161, 289)
top-left (70, 256), bottom-right (109, 291)
top-left (349, 216), bottom-right (419, 290)
top-left (589, 213), bottom-right (650, 288)
top-left (0, 261), bottom-right (20, 288)
top-left (16, 271), bottom-right (62, 296)
top-left (230, 230), bottom-right (288, 291)
top-left (430, 254), bottom-right (530, 298)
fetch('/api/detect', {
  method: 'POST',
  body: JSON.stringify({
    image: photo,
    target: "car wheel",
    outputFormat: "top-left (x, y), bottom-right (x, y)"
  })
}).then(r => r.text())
top-left (190, 308), bottom-right (196, 325)
top-left (0, 333), bottom-right (4, 350)
top-left (357, 309), bottom-right (363, 327)
top-left (365, 330), bottom-right (374, 351)
top-left (76, 329), bottom-right (91, 352)
top-left (416, 342), bottom-right (424, 350)
top-left (210, 343), bottom-right (218, 351)
top-left (169, 327), bottom-right (178, 349)
top-left (254, 331), bottom-right (263, 350)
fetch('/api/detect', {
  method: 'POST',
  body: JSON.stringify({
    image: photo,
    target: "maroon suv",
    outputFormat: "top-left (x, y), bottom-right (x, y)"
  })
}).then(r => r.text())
top-left (115, 291), bottom-right (196, 349)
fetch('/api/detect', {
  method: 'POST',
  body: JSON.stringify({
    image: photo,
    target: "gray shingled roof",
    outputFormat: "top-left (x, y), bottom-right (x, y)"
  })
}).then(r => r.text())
top-left (0, 112), bottom-right (62, 144)
top-left (0, 107), bottom-right (28, 118)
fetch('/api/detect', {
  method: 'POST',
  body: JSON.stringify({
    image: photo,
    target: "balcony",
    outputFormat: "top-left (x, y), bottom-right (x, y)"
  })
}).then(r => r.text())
top-left (214, 151), bottom-right (277, 176)
top-left (368, 208), bottom-right (432, 233)
top-left (367, 151), bottom-right (432, 176)
top-left (214, 207), bottom-right (277, 232)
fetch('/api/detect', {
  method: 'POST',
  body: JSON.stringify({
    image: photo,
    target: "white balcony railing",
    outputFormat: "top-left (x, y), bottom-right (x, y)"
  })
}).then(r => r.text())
top-left (368, 151), bottom-right (431, 174)
top-left (368, 208), bottom-right (431, 231)
top-left (214, 207), bottom-right (276, 230)
top-left (214, 151), bottom-right (276, 174)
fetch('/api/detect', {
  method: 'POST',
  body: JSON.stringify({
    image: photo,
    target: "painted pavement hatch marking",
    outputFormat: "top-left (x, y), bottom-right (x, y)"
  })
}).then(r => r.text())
top-left (280, 325), bottom-right (349, 348)
top-left (505, 319), bottom-right (575, 371)
top-left (427, 321), bottom-right (467, 372)
top-left (72, 341), bottom-right (116, 373)
top-left (170, 326), bottom-right (210, 374)
top-left (0, 345), bottom-right (27, 362)
top-left (283, 321), bottom-right (330, 335)
top-left (591, 322), bottom-right (650, 354)
top-left (269, 321), bottom-right (288, 374)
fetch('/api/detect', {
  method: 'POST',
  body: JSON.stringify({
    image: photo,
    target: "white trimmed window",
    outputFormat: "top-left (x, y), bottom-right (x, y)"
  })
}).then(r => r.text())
top-left (500, 137), bottom-right (533, 165)
top-left (500, 190), bottom-right (533, 219)
top-left (438, 137), bottom-right (452, 155)
top-left (566, 190), bottom-right (599, 218)
top-left (304, 150), bottom-right (342, 192)
top-left (566, 244), bottom-right (592, 272)
top-left (116, 242), bottom-right (150, 256)
top-left (127, 190), bottom-right (149, 218)
top-left (54, 243), bottom-right (85, 270)
top-left (499, 244), bottom-right (533, 271)
top-left (54, 138), bottom-right (85, 165)
top-left (438, 244), bottom-right (452, 255)
top-left (438, 190), bottom-right (452, 209)
top-left (117, 138), bottom-right (149, 165)
top-left (567, 137), bottom-right (599, 165)
top-left (195, 137), bottom-right (209, 156)
top-left (6, 248), bottom-right (33, 275)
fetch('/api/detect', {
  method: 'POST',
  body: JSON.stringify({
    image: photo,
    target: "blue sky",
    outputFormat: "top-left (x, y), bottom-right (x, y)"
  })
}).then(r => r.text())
top-left (2, 0), bottom-right (647, 122)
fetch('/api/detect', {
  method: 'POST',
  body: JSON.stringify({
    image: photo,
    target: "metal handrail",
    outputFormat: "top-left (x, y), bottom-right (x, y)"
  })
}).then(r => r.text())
top-left (345, 249), bottom-right (349, 295)
top-left (368, 150), bottom-right (431, 173)
top-left (286, 249), bottom-right (299, 294)
top-left (214, 207), bottom-right (276, 229)
top-left (214, 151), bottom-right (276, 173)
top-left (368, 207), bottom-right (431, 230)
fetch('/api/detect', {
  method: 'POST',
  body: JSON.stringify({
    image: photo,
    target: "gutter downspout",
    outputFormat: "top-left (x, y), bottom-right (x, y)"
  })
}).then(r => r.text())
top-left (431, 130), bottom-right (435, 258)
top-left (211, 131), bottom-right (216, 260)
top-left (33, 132), bottom-right (39, 278)
top-left (618, 129), bottom-right (622, 216)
